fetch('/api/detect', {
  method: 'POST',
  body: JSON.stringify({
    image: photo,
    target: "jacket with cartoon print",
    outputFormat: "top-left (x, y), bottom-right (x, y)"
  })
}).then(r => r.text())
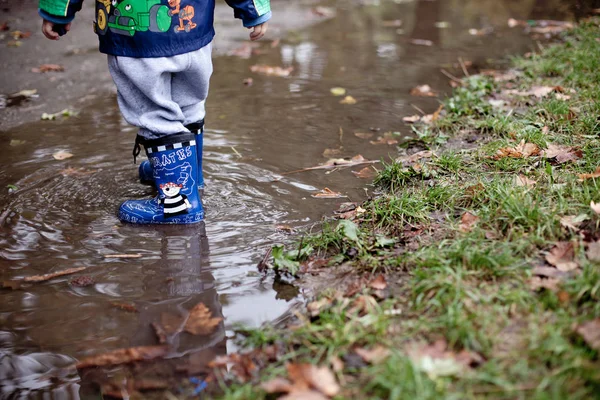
top-left (38, 0), bottom-right (271, 58)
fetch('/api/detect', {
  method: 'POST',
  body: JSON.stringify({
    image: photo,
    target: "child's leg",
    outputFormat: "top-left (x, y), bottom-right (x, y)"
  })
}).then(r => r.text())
top-left (172, 43), bottom-right (213, 189)
top-left (107, 55), bottom-right (204, 225)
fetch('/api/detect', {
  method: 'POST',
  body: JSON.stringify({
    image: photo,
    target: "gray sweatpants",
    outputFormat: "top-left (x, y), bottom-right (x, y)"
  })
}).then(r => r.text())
top-left (107, 44), bottom-right (213, 140)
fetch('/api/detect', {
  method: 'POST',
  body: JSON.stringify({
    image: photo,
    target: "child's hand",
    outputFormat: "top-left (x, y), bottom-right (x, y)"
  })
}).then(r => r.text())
top-left (42, 19), bottom-right (71, 40)
top-left (248, 22), bottom-right (268, 41)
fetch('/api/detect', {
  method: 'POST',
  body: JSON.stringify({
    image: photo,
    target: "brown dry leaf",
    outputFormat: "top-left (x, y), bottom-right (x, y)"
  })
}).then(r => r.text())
top-left (330, 356), bottom-right (344, 373)
top-left (311, 188), bottom-right (345, 199)
top-left (545, 242), bottom-right (579, 271)
top-left (555, 93), bottom-right (571, 101)
top-left (307, 298), bottom-right (332, 317)
top-left (591, 201), bottom-right (600, 215)
top-left (480, 69), bottom-right (520, 82)
top-left (397, 150), bottom-right (434, 164)
top-left (250, 65), bottom-right (294, 77)
top-left (368, 275), bottom-right (387, 290)
top-left (542, 144), bottom-right (582, 164)
top-left (340, 95), bottom-right (357, 105)
top-left (459, 212), bottom-right (479, 232)
top-left (410, 84), bottom-right (437, 97)
top-left (578, 167), bottom-right (600, 181)
top-left (261, 377), bottom-right (294, 394)
top-left (32, 64), bottom-right (65, 73)
top-left (352, 167), bottom-right (376, 179)
top-left (421, 105), bottom-right (444, 124)
top-left (531, 266), bottom-right (568, 279)
top-left (280, 391), bottom-right (329, 400)
top-left (184, 303), bottom-right (223, 335)
top-left (586, 241), bottom-right (600, 263)
top-left (407, 339), bottom-right (483, 378)
top-left (576, 319), bottom-right (600, 350)
top-left (11, 30), bottom-right (32, 39)
top-left (52, 150), bottom-right (73, 160)
top-left (370, 137), bottom-right (398, 145)
top-left (403, 115), bottom-right (421, 123)
top-left (514, 174), bottom-right (536, 188)
top-left (23, 266), bottom-right (87, 283)
top-left (70, 275), bottom-right (94, 287)
top-left (276, 224), bottom-right (296, 234)
top-left (560, 215), bottom-right (587, 231)
top-left (354, 132), bottom-right (374, 139)
top-left (355, 346), bottom-right (391, 364)
top-left (409, 38), bottom-right (433, 46)
top-left (76, 345), bottom-right (169, 369)
top-left (529, 276), bottom-right (561, 292)
top-left (493, 140), bottom-right (540, 159)
top-left (286, 363), bottom-right (340, 397)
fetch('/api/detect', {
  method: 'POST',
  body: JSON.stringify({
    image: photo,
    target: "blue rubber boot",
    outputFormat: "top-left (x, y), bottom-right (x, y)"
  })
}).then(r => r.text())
top-left (120, 132), bottom-right (204, 225)
top-left (139, 121), bottom-right (204, 189)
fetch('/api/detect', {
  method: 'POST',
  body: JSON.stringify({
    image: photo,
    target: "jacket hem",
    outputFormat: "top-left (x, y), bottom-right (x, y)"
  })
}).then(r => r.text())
top-left (99, 32), bottom-right (215, 58)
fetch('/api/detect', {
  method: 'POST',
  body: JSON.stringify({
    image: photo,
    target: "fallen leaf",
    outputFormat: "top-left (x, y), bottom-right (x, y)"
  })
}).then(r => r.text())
top-left (459, 212), bottom-right (479, 232)
top-left (370, 136), bottom-right (398, 145)
top-left (250, 65), bottom-right (293, 77)
top-left (368, 275), bottom-right (387, 290)
top-left (529, 276), bottom-right (561, 292)
top-left (352, 167), bottom-right (376, 179)
top-left (407, 339), bottom-right (483, 379)
top-left (502, 86), bottom-right (559, 99)
top-left (70, 275), bottom-right (95, 287)
top-left (52, 150), bottom-right (73, 161)
top-left (493, 140), bottom-right (540, 159)
top-left (354, 346), bottom-right (391, 364)
top-left (591, 201), bottom-right (600, 215)
top-left (576, 319), bottom-right (600, 350)
top-left (480, 69), bottom-right (521, 82)
top-left (32, 64), bottom-right (64, 73)
top-left (339, 95), bottom-right (357, 105)
top-left (104, 253), bottom-right (142, 258)
top-left (410, 84), bottom-right (437, 97)
top-left (307, 298), bottom-right (332, 317)
top-left (354, 132), bottom-right (374, 139)
top-left (330, 87), bottom-right (346, 96)
top-left (409, 38), bottom-right (433, 46)
top-left (10, 30), bottom-right (31, 39)
top-left (545, 242), bottom-right (579, 271)
top-left (559, 215), bottom-right (587, 231)
top-left (542, 144), bottom-right (582, 164)
top-left (531, 266), bottom-right (568, 279)
top-left (276, 224), bottom-right (296, 234)
top-left (10, 140), bottom-right (25, 146)
top-left (287, 363), bottom-right (340, 397)
top-left (555, 93), bottom-right (571, 101)
top-left (586, 241), bottom-right (600, 263)
top-left (397, 150), bottom-right (434, 164)
top-left (23, 267), bottom-right (87, 283)
top-left (421, 105), bottom-right (444, 124)
top-left (76, 346), bottom-right (169, 369)
top-left (578, 167), bottom-right (600, 181)
top-left (514, 174), bottom-right (536, 188)
top-left (322, 148), bottom-right (343, 158)
top-left (261, 377), bottom-right (294, 394)
top-left (403, 115), bottom-right (421, 123)
top-left (311, 188), bottom-right (345, 199)
top-left (184, 303), bottom-right (223, 335)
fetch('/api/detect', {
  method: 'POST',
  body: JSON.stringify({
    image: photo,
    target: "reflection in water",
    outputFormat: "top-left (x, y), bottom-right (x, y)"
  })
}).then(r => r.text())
top-left (0, 0), bottom-right (587, 396)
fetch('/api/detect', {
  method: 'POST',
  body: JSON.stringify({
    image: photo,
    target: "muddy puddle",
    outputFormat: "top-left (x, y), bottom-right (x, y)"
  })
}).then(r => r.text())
top-left (0, 0), bottom-right (587, 397)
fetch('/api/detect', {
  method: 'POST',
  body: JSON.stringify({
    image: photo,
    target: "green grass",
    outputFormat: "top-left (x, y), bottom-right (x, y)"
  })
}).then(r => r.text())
top-left (206, 18), bottom-right (600, 400)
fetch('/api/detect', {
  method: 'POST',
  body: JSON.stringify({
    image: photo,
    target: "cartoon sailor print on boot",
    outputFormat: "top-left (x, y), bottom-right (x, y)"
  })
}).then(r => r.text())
top-left (159, 182), bottom-right (192, 218)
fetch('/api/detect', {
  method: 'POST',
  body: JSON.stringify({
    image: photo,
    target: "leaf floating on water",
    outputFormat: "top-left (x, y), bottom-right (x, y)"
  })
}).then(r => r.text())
top-left (312, 188), bottom-right (345, 199)
top-left (339, 95), bottom-right (357, 105)
top-left (52, 150), bottom-right (73, 160)
top-left (323, 148), bottom-right (343, 158)
top-left (104, 253), bottom-right (142, 259)
top-left (23, 266), bottom-right (87, 283)
top-left (410, 84), bottom-right (437, 97)
top-left (330, 87), bottom-right (346, 96)
top-left (402, 115), bottom-right (421, 123)
top-left (249, 64), bottom-right (293, 77)
top-left (184, 303), bottom-right (223, 336)
top-left (110, 302), bottom-right (139, 313)
top-left (76, 345), bottom-right (169, 369)
top-left (354, 132), bottom-right (374, 139)
top-left (352, 167), bottom-right (376, 179)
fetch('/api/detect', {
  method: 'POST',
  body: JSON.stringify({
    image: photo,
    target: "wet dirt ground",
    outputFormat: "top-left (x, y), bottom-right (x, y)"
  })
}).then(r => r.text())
top-left (0, 0), bottom-right (593, 397)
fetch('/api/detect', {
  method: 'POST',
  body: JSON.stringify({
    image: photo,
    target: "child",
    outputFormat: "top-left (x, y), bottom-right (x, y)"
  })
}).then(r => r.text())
top-left (39, 0), bottom-right (270, 225)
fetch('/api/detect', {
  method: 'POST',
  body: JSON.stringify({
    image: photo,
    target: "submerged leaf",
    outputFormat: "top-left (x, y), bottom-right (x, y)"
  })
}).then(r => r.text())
top-left (184, 303), bottom-right (223, 336)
